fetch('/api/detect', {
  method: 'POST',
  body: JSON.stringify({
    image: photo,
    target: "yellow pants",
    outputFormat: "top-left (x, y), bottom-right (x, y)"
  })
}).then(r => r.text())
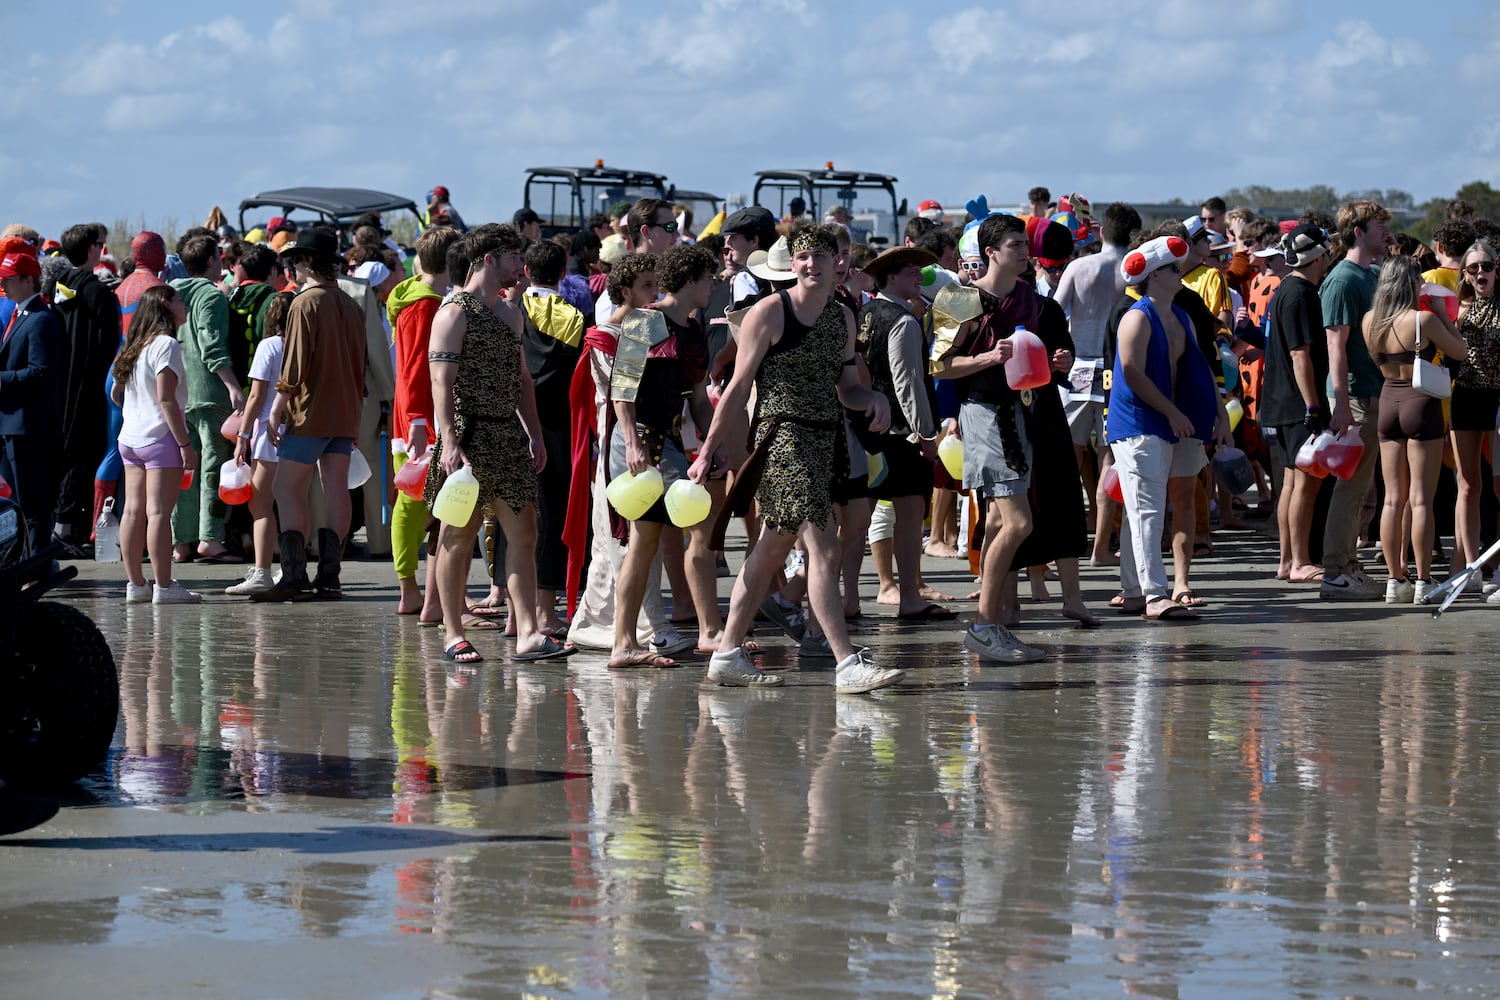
top-left (391, 451), bottom-right (429, 580)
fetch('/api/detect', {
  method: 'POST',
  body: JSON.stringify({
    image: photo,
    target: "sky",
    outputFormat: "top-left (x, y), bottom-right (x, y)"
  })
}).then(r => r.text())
top-left (6, 0), bottom-right (1499, 241)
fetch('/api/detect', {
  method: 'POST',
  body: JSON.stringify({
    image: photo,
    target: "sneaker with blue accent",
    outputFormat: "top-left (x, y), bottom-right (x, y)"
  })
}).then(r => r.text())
top-left (963, 623), bottom-right (1045, 664)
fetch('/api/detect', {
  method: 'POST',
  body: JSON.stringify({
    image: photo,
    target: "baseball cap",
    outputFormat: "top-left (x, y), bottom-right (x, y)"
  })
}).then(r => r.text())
top-left (1181, 216), bottom-right (1226, 244)
top-left (433, 185), bottom-right (450, 202)
top-left (0, 252), bottom-right (42, 279)
top-left (918, 199), bottom-right (944, 220)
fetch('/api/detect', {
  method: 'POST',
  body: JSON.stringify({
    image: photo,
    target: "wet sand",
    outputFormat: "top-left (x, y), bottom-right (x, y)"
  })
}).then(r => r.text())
top-left (5, 528), bottom-right (1500, 998)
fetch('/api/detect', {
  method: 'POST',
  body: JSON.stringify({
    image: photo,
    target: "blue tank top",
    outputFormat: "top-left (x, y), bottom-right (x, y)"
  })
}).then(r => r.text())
top-left (1106, 295), bottom-right (1218, 444)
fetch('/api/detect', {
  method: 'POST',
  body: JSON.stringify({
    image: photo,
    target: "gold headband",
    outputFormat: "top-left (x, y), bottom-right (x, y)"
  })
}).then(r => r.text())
top-left (789, 229), bottom-right (837, 256)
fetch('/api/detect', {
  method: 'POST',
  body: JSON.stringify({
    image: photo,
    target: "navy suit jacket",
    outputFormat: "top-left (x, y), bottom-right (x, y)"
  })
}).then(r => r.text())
top-left (0, 297), bottom-right (62, 437)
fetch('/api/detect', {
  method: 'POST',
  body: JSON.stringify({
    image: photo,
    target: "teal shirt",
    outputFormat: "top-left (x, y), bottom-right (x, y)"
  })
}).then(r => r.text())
top-left (1320, 259), bottom-right (1381, 399)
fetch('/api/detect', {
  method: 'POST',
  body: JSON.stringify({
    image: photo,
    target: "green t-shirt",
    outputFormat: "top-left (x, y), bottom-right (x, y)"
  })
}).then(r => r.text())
top-left (1321, 259), bottom-right (1381, 399)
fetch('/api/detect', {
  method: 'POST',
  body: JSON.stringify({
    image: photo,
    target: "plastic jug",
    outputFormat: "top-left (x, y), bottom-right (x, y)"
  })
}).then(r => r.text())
top-left (1005, 326), bottom-right (1052, 390)
top-left (93, 496), bottom-right (122, 563)
top-left (1320, 426), bottom-right (1365, 481)
top-left (937, 435), bottom-right (964, 480)
top-left (1295, 434), bottom-right (1330, 478)
top-left (347, 448), bottom-right (372, 489)
top-left (866, 451), bottom-right (888, 489)
top-left (1224, 397), bottom-right (1244, 433)
top-left (1101, 465), bottom-right (1124, 503)
top-left (664, 480), bottom-right (711, 527)
top-left (1218, 343), bottom-right (1239, 387)
top-left (604, 467), bottom-right (664, 521)
top-left (221, 411), bottom-right (242, 442)
top-left (217, 459), bottom-right (253, 506)
top-left (1212, 446), bottom-right (1256, 496)
top-left (181, 469), bottom-right (194, 491)
top-left (394, 449), bottom-right (431, 501)
top-left (432, 465), bottom-right (481, 526)
top-left (1419, 282), bottom-right (1460, 323)
top-left (0, 474), bottom-right (10, 499)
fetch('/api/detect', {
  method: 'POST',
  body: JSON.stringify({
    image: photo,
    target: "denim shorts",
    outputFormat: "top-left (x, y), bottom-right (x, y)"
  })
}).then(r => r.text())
top-left (278, 433), bottom-right (355, 465)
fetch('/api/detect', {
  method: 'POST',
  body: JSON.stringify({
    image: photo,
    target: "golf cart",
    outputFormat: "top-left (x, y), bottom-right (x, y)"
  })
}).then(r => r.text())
top-left (0, 495), bottom-right (118, 789)
top-left (670, 189), bottom-right (723, 236)
top-left (523, 163), bottom-right (670, 238)
top-left (237, 187), bottom-right (423, 245)
top-left (752, 166), bottom-right (905, 246)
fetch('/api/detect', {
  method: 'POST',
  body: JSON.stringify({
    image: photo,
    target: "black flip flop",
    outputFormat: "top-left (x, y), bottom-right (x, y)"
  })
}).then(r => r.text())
top-left (897, 603), bottom-right (957, 621)
top-left (513, 636), bottom-right (576, 662)
top-left (442, 639), bottom-right (484, 663)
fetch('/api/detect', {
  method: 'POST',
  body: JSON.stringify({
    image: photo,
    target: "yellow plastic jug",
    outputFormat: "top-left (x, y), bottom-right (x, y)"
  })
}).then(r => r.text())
top-left (664, 480), bottom-right (711, 527)
top-left (432, 465), bottom-right (480, 526)
top-left (937, 435), bottom-right (964, 480)
top-left (1224, 397), bottom-right (1243, 433)
top-left (605, 467), bottom-right (664, 520)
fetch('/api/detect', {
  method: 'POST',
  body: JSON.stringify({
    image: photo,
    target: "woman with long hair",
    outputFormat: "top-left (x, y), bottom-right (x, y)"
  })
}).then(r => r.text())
top-left (109, 284), bottom-right (201, 604)
top-left (1363, 257), bottom-right (1467, 603)
top-left (1449, 239), bottom-right (1500, 599)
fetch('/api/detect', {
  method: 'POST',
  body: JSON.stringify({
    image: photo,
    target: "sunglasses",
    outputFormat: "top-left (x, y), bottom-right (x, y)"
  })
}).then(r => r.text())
top-left (1213, 251), bottom-right (1234, 263)
top-left (648, 220), bottom-right (679, 233)
top-left (1465, 261), bottom-right (1496, 275)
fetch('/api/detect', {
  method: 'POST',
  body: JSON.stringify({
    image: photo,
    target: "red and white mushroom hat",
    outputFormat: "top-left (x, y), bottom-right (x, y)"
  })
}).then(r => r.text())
top-left (1121, 236), bottom-right (1189, 287)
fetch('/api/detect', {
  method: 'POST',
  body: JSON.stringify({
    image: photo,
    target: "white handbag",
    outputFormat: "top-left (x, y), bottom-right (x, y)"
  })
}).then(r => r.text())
top-left (1412, 310), bottom-right (1452, 400)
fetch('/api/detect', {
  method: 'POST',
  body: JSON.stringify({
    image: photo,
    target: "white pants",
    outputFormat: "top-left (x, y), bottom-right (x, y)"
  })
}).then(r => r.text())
top-left (567, 459), bottom-right (665, 650)
top-left (867, 499), bottom-right (896, 544)
top-left (1112, 434), bottom-right (1172, 601)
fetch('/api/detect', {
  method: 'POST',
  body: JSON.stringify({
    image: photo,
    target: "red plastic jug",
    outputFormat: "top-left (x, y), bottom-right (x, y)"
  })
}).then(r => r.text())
top-left (1101, 465), bottom-right (1124, 503)
top-left (1295, 433), bottom-right (1330, 478)
top-left (1005, 326), bottom-right (1052, 390)
top-left (1320, 427), bottom-right (1365, 480)
top-left (217, 459), bottom-right (253, 505)
top-left (394, 449), bottom-right (431, 501)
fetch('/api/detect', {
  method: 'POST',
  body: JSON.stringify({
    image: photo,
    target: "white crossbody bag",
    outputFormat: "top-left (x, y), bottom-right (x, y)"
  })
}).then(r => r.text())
top-left (1412, 310), bottom-right (1452, 400)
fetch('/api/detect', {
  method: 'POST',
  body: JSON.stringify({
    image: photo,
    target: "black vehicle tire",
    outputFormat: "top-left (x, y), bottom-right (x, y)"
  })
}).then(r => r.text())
top-left (2, 602), bottom-right (119, 787)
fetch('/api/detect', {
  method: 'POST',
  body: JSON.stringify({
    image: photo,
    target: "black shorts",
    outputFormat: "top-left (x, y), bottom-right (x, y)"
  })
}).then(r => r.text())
top-left (869, 435), bottom-right (935, 502)
top-left (1272, 422), bottom-right (1314, 470)
top-left (1449, 386), bottom-right (1499, 433)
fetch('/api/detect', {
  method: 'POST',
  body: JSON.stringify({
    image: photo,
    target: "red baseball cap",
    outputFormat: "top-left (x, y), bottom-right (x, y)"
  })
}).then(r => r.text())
top-left (433, 185), bottom-right (450, 201)
top-left (0, 252), bottom-right (42, 279)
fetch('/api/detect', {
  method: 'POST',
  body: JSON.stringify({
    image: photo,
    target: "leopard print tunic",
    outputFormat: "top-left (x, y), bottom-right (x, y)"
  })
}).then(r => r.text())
top-left (425, 291), bottom-right (537, 515)
top-left (751, 292), bottom-right (849, 533)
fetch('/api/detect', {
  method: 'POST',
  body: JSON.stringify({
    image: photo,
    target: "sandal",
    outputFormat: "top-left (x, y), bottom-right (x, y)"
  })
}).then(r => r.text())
top-left (1173, 590), bottom-right (1208, 608)
top-left (513, 636), bottom-right (576, 662)
top-left (1144, 596), bottom-right (1198, 621)
top-left (462, 613), bottom-right (501, 631)
top-left (467, 600), bottom-right (506, 618)
top-left (607, 650), bottom-right (678, 669)
top-left (442, 639), bottom-right (483, 663)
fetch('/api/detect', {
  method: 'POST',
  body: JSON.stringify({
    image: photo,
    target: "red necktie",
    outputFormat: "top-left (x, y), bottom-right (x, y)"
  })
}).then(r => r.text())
top-left (1, 307), bottom-right (16, 346)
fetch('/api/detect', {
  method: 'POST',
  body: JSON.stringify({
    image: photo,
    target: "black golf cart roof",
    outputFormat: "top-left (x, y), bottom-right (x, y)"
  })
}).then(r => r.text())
top-left (754, 168), bottom-right (899, 187)
top-left (525, 165), bottom-right (669, 188)
top-left (237, 187), bottom-right (420, 227)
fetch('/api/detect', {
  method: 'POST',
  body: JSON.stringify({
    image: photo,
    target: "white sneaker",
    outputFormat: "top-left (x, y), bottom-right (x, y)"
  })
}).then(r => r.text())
top-left (1485, 587), bottom-right (1500, 605)
top-left (1484, 568), bottom-right (1500, 596)
top-left (126, 581), bottom-right (152, 604)
top-left (224, 566), bottom-right (274, 596)
top-left (964, 623), bottom-right (1045, 664)
top-left (1413, 579), bottom-right (1434, 605)
top-left (649, 625), bottom-right (694, 657)
top-left (1385, 577), bottom-right (1415, 605)
top-left (707, 647), bottom-right (784, 687)
top-left (834, 648), bottom-right (905, 694)
top-left (153, 581), bottom-right (203, 605)
top-left (1320, 572), bottom-right (1376, 601)
top-left (798, 631), bottom-right (834, 659)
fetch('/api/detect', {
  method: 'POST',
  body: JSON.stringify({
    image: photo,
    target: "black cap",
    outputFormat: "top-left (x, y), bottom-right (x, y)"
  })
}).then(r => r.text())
top-left (722, 206), bottom-right (777, 247)
top-left (513, 207), bottom-right (542, 227)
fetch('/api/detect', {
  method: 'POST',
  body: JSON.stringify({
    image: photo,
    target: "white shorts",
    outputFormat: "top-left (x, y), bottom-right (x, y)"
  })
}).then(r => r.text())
top-left (251, 420), bottom-right (281, 464)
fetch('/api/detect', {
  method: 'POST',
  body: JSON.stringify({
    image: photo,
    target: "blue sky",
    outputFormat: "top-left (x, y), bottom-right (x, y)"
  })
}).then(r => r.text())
top-left (5, 0), bottom-right (1499, 241)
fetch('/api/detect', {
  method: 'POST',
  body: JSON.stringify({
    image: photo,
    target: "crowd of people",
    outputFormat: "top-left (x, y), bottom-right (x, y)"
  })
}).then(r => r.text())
top-left (3, 184), bottom-right (1498, 694)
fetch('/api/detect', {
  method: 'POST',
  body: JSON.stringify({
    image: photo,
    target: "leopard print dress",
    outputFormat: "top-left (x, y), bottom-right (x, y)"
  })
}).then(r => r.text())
top-left (425, 291), bottom-right (537, 515)
top-left (751, 291), bottom-right (850, 533)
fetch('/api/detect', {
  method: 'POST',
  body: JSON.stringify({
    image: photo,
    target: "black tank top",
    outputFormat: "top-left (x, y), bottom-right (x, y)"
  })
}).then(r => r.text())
top-left (765, 290), bottom-right (814, 360)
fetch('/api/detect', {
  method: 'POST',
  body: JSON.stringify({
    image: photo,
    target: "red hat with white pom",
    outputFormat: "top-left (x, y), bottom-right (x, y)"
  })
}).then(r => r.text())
top-left (1121, 236), bottom-right (1189, 287)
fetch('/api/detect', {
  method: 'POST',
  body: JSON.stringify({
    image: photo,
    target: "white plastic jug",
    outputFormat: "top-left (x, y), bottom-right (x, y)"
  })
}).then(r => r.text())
top-left (664, 480), bottom-right (711, 527)
top-left (432, 465), bottom-right (480, 526)
top-left (347, 448), bottom-right (372, 489)
top-left (604, 467), bottom-right (665, 521)
top-left (1005, 326), bottom-right (1052, 390)
top-left (1224, 397), bottom-right (1244, 432)
top-left (93, 496), bottom-right (122, 563)
top-left (937, 435), bottom-right (964, 480)
top-left (218, 459), bottom-right (252, 505)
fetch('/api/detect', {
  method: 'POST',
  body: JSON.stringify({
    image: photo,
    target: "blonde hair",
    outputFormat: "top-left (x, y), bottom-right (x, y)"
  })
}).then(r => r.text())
top-left (1365, 255), bottom-right (1420, 358)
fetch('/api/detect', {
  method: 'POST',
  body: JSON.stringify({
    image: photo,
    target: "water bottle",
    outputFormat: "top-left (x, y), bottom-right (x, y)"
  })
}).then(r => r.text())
top-left (432, 465), bottom-right (481, 526)
top-left (1218, 343), bottom-right (1238, 387)
top-left (94, 496), bottom-right (122, 563)
top-left (1004, 326), bottom-right (1051, 390)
